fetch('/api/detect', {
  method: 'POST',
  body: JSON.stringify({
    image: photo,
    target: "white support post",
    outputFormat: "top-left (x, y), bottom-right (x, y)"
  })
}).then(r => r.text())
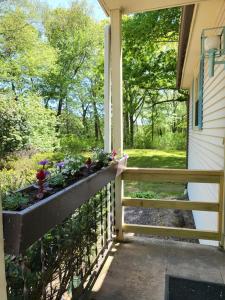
top-left (104, 25), bottom-right (112, 242)
top-left (104, 25), bottom-right (111, 153)
top-left (111, 9), bottom-right (124, 241)
top-left (0, 196), bottom-right (7, 299)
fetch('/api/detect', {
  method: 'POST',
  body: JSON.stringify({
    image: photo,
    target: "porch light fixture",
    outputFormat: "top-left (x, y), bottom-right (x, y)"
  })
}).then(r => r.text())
top-left (201, 26), bottom-right (225, 77)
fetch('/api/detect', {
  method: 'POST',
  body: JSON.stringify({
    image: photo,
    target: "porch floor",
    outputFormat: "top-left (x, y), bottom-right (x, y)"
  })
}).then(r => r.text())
top-left (90, 235), bottom-right (225, 300)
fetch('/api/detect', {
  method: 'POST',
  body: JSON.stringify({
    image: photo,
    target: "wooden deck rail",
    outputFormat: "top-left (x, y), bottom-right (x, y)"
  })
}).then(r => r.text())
top-left (119, 168), bottom-right (225, 247)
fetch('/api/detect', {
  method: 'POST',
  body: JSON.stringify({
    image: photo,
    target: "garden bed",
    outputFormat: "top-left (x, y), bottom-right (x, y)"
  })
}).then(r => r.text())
top-left (3, 157), bottom-right (127, 255)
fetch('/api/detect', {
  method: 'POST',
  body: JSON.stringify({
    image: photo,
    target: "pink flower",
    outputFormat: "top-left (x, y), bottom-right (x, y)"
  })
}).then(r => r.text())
top-left (112, 150), bottom-right (117, 159)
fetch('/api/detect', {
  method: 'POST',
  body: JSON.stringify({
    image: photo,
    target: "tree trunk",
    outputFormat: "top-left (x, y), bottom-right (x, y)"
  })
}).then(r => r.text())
top-left (92, 99), bottom-right (103, 142)
top-left (57, 98), bottom-right (64, 117)
top-left (124, 110), bottom-right (130, 147)
top-left (129, 114), bottom-right (134, 147)
top-left (151, 108), bottom-right (154, 142)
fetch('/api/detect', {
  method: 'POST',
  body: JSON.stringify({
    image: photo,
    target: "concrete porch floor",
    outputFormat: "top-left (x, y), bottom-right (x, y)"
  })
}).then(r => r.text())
top-left (90, 236), bottom-right (225, 300)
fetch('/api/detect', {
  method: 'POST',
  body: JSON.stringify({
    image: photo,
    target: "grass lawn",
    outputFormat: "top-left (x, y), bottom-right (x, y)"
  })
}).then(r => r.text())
top-left (124, 149), bottom-right (186, 198)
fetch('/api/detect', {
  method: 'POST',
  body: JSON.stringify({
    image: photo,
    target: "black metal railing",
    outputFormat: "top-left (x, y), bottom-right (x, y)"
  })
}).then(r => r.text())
top-left (5, 182), bottom-right (115, 300)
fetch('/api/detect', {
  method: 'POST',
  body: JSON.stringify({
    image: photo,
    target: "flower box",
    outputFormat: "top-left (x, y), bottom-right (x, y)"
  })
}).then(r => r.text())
top-left (3, 158), bottom-right (127, 255)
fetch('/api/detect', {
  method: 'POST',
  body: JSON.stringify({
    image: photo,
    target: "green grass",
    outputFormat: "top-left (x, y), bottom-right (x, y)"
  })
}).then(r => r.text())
top-left (124, 149), bottom-right (186, 198)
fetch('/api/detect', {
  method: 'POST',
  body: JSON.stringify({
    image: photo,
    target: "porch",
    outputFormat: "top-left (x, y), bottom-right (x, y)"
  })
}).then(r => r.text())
top-left (91, 236), bottom-right (225, 300)
top-left (1, 0), bottom-right (225, 299)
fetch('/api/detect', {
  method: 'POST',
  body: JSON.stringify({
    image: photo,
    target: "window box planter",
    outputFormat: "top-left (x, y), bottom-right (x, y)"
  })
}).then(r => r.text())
top-left (3, 157), bottom-right (127, 255)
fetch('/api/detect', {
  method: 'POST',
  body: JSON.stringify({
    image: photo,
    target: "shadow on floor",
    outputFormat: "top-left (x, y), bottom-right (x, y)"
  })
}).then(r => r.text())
top-left (90, 236), bottom-right (225, 300)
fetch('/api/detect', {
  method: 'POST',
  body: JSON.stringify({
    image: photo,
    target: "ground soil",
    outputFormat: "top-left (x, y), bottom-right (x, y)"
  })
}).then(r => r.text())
top-left (124, 196), bottom-right (199, 243)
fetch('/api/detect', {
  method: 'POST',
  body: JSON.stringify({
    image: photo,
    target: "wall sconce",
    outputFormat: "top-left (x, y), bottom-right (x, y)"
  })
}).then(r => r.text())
top-left (201, 26), bottom-right (225, 77)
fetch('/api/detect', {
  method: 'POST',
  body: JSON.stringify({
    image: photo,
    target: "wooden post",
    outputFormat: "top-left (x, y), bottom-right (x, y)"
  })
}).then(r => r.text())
top-left (111, 9), bottom-right (123, 240)
top-left (0, 195), bottom-right (7, 299)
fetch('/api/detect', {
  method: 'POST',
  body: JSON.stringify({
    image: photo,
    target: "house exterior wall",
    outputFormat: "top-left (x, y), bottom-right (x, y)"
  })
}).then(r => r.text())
top-left (188, 43), bottom-right (225, 245)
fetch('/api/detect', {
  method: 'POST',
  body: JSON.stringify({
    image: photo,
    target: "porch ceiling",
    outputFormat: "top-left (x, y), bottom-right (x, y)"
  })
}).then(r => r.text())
top-left (98, 0), bottom-right (208, 16)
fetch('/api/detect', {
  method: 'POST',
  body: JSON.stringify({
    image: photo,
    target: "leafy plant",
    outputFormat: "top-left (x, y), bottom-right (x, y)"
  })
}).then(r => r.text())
top-left (62, 156), bottom-right (84, 177)
top-left (48, 173), bottom-right (65, 187)
top-left (0, 95), bottom-right (30, 157)
top-left (2, 193), bottom-right (29, 211)
top-left (93, 149), bottom-right (110, 166)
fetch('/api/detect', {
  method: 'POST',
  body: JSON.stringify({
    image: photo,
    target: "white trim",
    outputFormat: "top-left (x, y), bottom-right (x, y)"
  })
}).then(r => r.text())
top-left (98, 0), bottom-right (208, 16)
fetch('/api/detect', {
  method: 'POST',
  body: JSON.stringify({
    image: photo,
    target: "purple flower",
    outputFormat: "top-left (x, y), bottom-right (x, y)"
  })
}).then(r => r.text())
top-left (56, 161), bottom-right (65, 168)
top-left (38, 160), bottom-right (49, 166)
top-left (45, 170), bottom-right (50, 177)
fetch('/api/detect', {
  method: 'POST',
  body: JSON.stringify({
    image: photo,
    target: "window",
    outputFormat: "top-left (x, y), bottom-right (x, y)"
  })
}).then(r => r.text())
top-left (192, 57), bottom-right (204, 130)
top-left (193, 76), bottom-right (200, 129)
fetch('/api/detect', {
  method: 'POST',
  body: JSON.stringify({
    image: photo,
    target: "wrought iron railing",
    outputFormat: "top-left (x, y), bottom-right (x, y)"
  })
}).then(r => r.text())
top-left (5, 182), bottom-right (115, 300)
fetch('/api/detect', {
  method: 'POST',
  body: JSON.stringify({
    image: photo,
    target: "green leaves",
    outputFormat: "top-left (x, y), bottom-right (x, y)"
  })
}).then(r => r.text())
top-left (0, 8), bottom-right (57, 89)
top-left (2, 193), bottom-right (29, 211)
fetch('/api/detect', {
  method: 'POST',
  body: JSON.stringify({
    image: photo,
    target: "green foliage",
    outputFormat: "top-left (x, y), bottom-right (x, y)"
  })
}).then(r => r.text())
top-left (22, 94), bottom-right (57, 152)
top-left (0, 93), bottom-right (57, 156)
top-left (134, 129), bottom-right (186, 150)
top-left (60, 134), bottom-right (89, 154)
top-left (48, 173), bottom-right (65, 187)
top-left (0, 152), bottom-right (64, 201)
top-left (0, 94), bottom-right (30, 156)
top-left (2, 193), bottom-right (29, 211)
top-left (0, 7), bottom-right (57, 91)
top-left (122, 9), bottom-right (187, 149)
top-left (93, 148), bottom-right (110, 166)
top-left (62, 155), bottom-right (84, 177)
top-left (131, 191), bottom-right (159, 199)
top-left (6, 190), bottom-right (106, 298)
top-left (124, 149), bottom-right (186, 199)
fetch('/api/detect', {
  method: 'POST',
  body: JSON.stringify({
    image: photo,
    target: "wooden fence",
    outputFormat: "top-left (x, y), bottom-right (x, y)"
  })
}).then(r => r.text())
top-left (120, 168), bottom-right (224, 245)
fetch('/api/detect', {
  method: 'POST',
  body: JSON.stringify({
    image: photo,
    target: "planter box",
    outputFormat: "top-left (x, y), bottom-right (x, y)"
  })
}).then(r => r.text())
top-left (3, 158), bottom-right (127, 255)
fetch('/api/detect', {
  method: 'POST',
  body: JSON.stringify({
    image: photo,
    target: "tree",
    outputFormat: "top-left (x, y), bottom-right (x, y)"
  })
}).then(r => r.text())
top-left (122, 8), bottom-right (187, 148)
top-left (0, 7), bottom-right (57, 95)
top-left (42, 1), bottom-right (102, 119)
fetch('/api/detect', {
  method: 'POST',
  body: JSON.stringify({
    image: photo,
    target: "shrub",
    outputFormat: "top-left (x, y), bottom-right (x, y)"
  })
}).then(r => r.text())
top-left (22, 94), bottom-right (57, 152)
top-left (0, 94), bottom-right (30, 157)
top-left (0, 93), bottom-right (58, 157)
top-left (60, 134), bottom-right (89, 154)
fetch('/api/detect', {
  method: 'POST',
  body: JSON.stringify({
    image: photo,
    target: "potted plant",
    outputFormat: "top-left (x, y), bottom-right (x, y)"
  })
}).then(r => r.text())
top-left (3, 150), bottom-right (128, 255)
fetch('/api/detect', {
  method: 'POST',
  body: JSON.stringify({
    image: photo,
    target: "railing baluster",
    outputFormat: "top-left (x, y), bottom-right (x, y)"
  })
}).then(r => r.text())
top-left (5, 183), bottom-right (115, 298)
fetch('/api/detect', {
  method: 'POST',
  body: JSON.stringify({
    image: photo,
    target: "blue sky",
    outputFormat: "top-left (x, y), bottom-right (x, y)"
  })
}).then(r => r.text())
top-left (45, 0), bottom-right (106, 21)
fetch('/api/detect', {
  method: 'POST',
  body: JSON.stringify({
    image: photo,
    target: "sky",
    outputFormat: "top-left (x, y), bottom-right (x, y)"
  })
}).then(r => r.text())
top-left (45, 0), bottom-right (106, 21)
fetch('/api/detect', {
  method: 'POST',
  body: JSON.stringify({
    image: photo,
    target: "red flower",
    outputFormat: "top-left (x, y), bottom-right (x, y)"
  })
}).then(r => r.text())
top-left (112, 149), bottom-right (117, 159)
top-left (36, 169), bottom-right (46, 181)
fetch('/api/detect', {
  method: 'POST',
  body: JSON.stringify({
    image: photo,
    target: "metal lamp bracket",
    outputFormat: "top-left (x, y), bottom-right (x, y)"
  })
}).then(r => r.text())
top-left (201, 26), bottom-right (225, 78)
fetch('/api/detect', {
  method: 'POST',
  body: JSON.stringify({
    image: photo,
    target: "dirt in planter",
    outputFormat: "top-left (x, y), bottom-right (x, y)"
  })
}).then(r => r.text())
top-left (124, 197), bottom-right (199, 244)
top-left (13, 162), bottom-right (108, 211)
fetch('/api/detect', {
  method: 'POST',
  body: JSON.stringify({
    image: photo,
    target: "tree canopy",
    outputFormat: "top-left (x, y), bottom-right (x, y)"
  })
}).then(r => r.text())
top-left (0, 0), bottom-right (187, 158)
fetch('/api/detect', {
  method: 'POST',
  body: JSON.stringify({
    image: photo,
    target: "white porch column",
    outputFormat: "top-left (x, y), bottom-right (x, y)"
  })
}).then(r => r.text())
top-left (111, 9), bottom-right (124, 240)
top-left (104, 25), bottom-right (111, 153)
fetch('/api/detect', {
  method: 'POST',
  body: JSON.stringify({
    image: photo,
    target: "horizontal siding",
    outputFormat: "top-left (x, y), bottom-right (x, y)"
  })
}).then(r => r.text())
top-left (188, 12), bottom-right (225, 244)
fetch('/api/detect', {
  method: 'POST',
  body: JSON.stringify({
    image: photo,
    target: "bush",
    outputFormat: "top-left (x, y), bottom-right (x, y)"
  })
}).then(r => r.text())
top-left (0, 94), bottom-right (30, 157)
top-left (133, 128), bottom-right (186, 151)
top-left (60, 134), bottom-right (89, 154)
top-left (0, 93), bottom-right (58, 157)
top-left (22, 94), bottom-right (57, 152)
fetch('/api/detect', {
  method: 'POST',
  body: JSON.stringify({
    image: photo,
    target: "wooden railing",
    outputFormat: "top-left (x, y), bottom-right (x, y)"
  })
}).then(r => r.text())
top-left (120, 168), bottom-right (225, 246)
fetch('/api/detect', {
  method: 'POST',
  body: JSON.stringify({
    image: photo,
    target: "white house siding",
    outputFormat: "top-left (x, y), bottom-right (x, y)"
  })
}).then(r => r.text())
top-left (188, 48), bottom-right (225, 245)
